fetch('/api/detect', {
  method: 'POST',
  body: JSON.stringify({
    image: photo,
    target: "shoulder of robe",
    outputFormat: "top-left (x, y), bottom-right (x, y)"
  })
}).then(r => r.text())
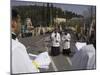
top-left (12, 39), bottom-right (26, 51)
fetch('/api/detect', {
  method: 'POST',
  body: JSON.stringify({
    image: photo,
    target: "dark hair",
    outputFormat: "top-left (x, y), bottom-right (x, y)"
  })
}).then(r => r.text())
top-left (12, 9), bottom-right (19, 20)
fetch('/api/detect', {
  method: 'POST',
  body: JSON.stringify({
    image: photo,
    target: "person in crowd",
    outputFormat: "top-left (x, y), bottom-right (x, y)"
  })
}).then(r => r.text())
top-left (11, 9), bottom-right (39, 74)
top-left (62, 31), bottom-right (71, 56)
top-left (50, 27), bottom-right (61, 56)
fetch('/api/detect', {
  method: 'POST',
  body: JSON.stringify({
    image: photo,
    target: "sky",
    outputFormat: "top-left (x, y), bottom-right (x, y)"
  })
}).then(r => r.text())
top-left (11, 0), bottom-right (96, 16)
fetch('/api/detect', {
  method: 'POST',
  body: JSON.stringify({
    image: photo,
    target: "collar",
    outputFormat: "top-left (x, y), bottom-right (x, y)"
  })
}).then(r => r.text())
top-left (12, 32), bottom-right (17, 40)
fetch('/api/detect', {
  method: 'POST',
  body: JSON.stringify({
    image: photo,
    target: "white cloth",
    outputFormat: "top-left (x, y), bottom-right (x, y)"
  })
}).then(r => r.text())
top-left (29, 52), bottom-right (51, 69)
top-left (28, 53), bottom-right (37, 60)
top-left (75, 42), bottom-right (87, 51)
top-left (12, 39), bottom-right (39, 74)
top-left (51, 32), bottom-right (61, 47)
top-left (71, 44), bottom-right (96, 70)
top-left (34, 52), bottom-right (51, 69)
top-left (62, 33), bottom-right (71, 49)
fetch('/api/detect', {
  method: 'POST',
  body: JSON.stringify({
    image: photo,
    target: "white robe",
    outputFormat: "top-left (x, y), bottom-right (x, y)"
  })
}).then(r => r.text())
top-left (51, 32), bottom-right (61, 47)
top-left (62, 33), bottom-right (71, 49)
top-left (12, 39), bottom-right (39, 74)
top-left (71, 44), bottom-right (96, 70)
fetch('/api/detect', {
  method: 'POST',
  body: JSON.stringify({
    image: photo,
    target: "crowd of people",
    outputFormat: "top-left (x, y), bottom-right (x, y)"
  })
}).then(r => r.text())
top-left (11, 9), bottom-right (96, 74)
top-left (11, 8), bottom-right (72, 73)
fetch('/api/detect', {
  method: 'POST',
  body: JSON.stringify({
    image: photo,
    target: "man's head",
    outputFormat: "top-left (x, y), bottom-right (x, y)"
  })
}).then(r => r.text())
top-left (54, 27), bottom-right (58, 33)
top-left (11, 9), bottom-right (21, 36)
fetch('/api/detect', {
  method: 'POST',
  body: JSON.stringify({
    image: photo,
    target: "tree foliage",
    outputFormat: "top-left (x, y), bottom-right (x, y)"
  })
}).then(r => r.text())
top-left (12, 3), bottom-right (82, 27)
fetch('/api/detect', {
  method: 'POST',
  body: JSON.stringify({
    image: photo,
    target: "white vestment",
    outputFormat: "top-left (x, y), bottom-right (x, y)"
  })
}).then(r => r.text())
top-left (12, 39), bottom-right (39, 74)
top-left (62, 33), bottom-right (71, 49)
top-left (71, 44), bottom-right (96, 70)
top-left (51, 32), bottom-right (61, 47)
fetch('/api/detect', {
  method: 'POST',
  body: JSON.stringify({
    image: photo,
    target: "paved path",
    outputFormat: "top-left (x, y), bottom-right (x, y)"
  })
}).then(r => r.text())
top-left (19, 31), bottom-right (78, 72)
